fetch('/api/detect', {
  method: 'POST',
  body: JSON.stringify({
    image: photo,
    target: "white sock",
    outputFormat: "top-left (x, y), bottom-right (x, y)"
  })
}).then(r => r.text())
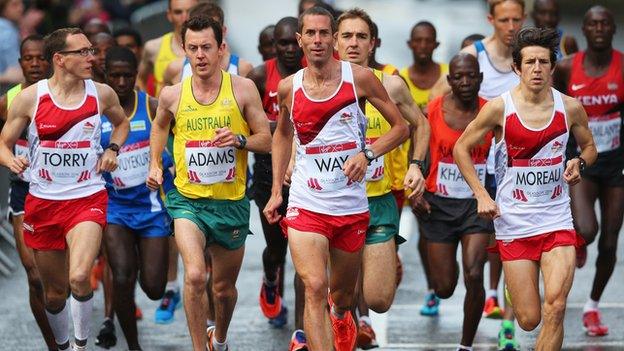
top-left (70, 292), bottom-right (94, 342)
top-left (457, 345), bottom-right (473, 351)
top-left (213, 338), bottom-right (228, 351)
top-left (45, 302), bottom-right (70, 347)
top-left (359, 315), bottom-right (372, 326)
top-left (166, 280), bottom-right (179, 293)
top-left (487, 289), bottom-right (498, 298)
top-left (584, 298), bottom-right (599, 312)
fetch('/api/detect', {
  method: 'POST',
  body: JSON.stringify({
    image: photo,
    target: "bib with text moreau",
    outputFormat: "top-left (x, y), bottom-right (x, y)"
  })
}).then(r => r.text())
top-left (173, 72), bottom-right (249, 200)
top-left (37, 140), bottom-right (97, 184)
top-left (15, 139), bottom-right (30, 181)
top-left (110, 140), bottom-right (150, 189)
top-left (509, 155), bottom-right (564, 203)
top-left (568, 49), bottom-right (624, 154)
top-left (185, 140), bottom-right (236, 185)
top-left (303, 141), bottom-right (359, 192)
top-left (436, 157), bottom-right (486, 199)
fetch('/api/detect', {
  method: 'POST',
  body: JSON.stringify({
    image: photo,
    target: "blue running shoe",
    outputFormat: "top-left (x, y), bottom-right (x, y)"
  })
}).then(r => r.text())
top-left (155, 289), bottom-right (181, 324)
top-left (289, 329), bottom-right (308, 351)
top-left (420, 292), bottom-right (440, 316)
top-left (268, 306), bottom-right (288, 328)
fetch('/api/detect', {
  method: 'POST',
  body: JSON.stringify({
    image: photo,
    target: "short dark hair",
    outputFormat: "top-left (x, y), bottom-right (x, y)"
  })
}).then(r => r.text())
top-left (411, 21), bottom-right (436, 39)
top-left (43, 27), bottom-right (84, 63)
top-left (298, 6), bottom-right (335, 34)
top-left (20, 34), bottom-right (44, 56)
top-left (511, 27), bottom-right (559, 68)
top-left (113, 27), bottom-right (142, 47)
top-left (181, 15), bottom-right (223, 47)
top-left (489, 0), bottom-right (525, 15)
top-left (190, 2), bottom-right (224, 26)
top-left (336, 8), bottom-right (373, 36)
top-left (105, 46), bottom-right (138, 71)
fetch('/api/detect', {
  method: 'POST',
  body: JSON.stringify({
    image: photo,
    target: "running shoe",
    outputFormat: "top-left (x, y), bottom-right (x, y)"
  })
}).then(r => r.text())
top-left (206, 325), bottom-right (229, 351)
top-left (259, 279), bottom-right (282, 319)
top-left (71, 343), bottom-right (87, 351)
top-left (135, 304), bottom-right (143, 320)
top-left (90, 258), bottom-right (105, 290)
top-left (576, 245), bottom-right (588, 268)
top-left (155, 289), bottom-right (181, 324)
top-left (289, 329), bottom-right (308, 351)
top-left (396, 253), bottom-right (404, 287)
top-left (356, 319), bottom-right (379, 350)
top-left (420, 292), bottom-right (440, 316)
top-left (95, 319), bottom-right (117, 349)
top-left (498, 320), bottom-right (520, 351)
top-left (268, 306), bottom-right (288, 328)
top-left (583, 310), bottom-right (609, 336)
top-left (483, 296), bottom-right (504, 319)
top-left (329, 309), bottom-right (356, 351)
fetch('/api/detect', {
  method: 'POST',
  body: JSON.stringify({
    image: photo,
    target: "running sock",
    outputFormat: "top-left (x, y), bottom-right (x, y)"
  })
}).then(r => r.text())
top-left (45, 302), bottom-right (70, 349)
top-left (212, 338), bottom-right (228, 351)
top-left (457, 345), bottom-right (473, 351)
top-left (359, 315), bottom-right (372, 326)
top-left (584, 298), bottom-right (599, 312)
top-left (487, 289), bottom-right (498, 298)
top-left (70, 292), bottom-right (94, 344)
top-left (331, 305), bottom-right (345, 319)
top-left (166, 280), bottom-right (180, 294)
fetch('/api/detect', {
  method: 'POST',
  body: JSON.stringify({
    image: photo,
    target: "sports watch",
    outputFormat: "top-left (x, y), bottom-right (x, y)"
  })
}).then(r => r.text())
top-left (106, 143), bottom-right (120, 155)
top-left (236, 134), bottom-right (247, 150)
top-left (363, 148), bottom-right (376, 164)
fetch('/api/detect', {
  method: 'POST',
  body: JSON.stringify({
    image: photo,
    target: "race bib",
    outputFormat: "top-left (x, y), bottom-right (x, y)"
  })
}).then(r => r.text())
top-left (510, 156), bottom-right (565, 203)
top-left (303, 141), bottom-right (359, 192)
top-left (365, 137), bottom-right (384, 182)
top-left (436, 157), bottom-right (485, 199)
top-left (185, 140), bottom-right (236, 185)
top-left (15, 139), bottom-right (30, 181)
top-left (587, 112), bottom-right (621, 153)
top-left (110, 140), bottom-right (150, 189)
top-left (37, 140), bottom-right (96, 184)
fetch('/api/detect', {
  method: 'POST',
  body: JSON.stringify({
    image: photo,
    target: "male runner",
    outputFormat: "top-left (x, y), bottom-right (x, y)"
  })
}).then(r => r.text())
top-left (258, 24), bottom-right (276, 61)
top-left (454, 27), bottom-right (596, 351)
top-left (461, 34), bottom-right (485, 50)
top-left (101, 46), bottom-right (173, 351)
top-left (531, 0), bottom-right (578, 60)
top-left (148, 16), bottom-right (271, 351)
top-left (138, 0), bottom-right (197, 96)
top-left (164, 1), bottom-right (253, 86)
top-left (91, 32), bottom-right (115, 89)
top-left (0, 34), bottom-right (56, 351)
top-left (0, 27), bottom-right (129, 351)
top-left (334, 8), bottom-right (429, 349)
top-left (414, 53), bottom-right (492, 351)
top-left (552, 5), bottom-right (624, 337)
top-left (114, 27), bottom-right (143, 62)
top-left (246, 16), bottom-right (307, 347)
top-left (264, 7), bottom-right (409, 351)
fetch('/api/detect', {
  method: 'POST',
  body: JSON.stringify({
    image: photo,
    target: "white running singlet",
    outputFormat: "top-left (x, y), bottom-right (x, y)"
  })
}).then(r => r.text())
top-left (288, 61), bottom-right (368, 215)
top-left (493, 88), bottom-right (574, 240)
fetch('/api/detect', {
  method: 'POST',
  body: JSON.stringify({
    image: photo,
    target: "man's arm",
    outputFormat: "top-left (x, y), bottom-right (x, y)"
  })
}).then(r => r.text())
top-left (386, 74), bottom-right (429, 197)
top-left (163, 57), bottom-right (184, 87)
top-left (552, 57), bottom-right (572, 93)
top-left (0, 66), bottom-right (23, 84)
top-left (237, 58), bottom-right (254, 78)
top-left (0, 93), bottom-right (7, 122)
top-left (0, 87), bottom-right (33, 173)
top-left (562, 36), bottom-right (579, 56)
top-left (564, 96), bottom-right (597, 185)
top-left (137, 38), bottom-right (160, 91)
top-left (148, 96), bottom-right (158, 120)
top-left (97, 83), bottom-right (130, 173)
top-left (453, 98), bottom-right (503, 219)
top-left (147, 84), bottom-right (178, 190)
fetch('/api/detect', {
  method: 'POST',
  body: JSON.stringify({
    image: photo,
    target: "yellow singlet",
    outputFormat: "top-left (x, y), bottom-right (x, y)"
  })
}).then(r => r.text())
top-left (399, 63), bottom-right (449, 110)
top-left (153, 32), bottom-right (180, 97)
top-left (365, 69), bottom-right (394, 198)
top-left (6, 84), bottom-right (21, 109)
top-left (173, 72), bottom-right (250, 200)
top-left (381, 63), bottom-right (399, 76)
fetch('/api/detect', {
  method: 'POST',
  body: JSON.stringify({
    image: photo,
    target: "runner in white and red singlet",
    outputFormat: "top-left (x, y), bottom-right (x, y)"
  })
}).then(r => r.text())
top-left (454, 27), bottom-right (596, 351)
top-left (0, 28), bottom-right (129, 351)
top-left (263, 7), bottom-right (408, 351)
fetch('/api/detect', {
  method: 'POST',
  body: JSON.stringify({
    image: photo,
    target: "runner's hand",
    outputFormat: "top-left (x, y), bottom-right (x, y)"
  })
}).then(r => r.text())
top-left (476, 195), bottom-right (500, 220)
top-left (564, 158), bottom-right (581, 186)
top-left (410, 195), bottom-right (431, 218)
top-left (263, 193), bottom-right (283, 224)
top-left (343, 152), bottom-right (368, 183)
top-left (405, 164), bottom-right (425, 199)
top-left (97, 149), bottom-right (118, 173)
top-left (146, 165), bottom-right (163, 191)
top-left (212, 127), bottom-right (237, 148)
top-left (8, 155), bottom-right (29, 174)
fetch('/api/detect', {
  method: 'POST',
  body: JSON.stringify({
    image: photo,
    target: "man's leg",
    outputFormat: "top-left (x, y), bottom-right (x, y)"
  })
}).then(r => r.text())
top-left (288, 229), bottom-right (332, 350)
top-left (502, 259), bottom-right (541, 331)
top-left (66, 222), bottom-right (103, 347)
top-left (12, 213), bottom-right (57, 350)
top-left (174, 218), bottom-right (208, 350)
top-left (427, 241), bottom-right (459, 299)
top-left (536, 245), bottom-right (576, 350)
top-left (460, 234), bottom-right (489, 347)
top-left (155, 236), bottom-right (181, 324)
top-left (570, 177), bottom-right (600, 262)
top-left (362, 239), bottom-right (397, 312)
top-left (207, 243), bottom-right (245, 343)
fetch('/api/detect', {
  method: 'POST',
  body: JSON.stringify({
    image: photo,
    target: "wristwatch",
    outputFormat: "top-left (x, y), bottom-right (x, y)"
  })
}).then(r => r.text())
top-left (235, 134), bottom-right (247, 150)
top-left (576, 156), bottom-right (586, 172)
top-left (410, 159), bottom-right (425, 172)
top-left (363, 148), bottom-right (376, 164)
top-left (106, 143), bottom-right (120, 155)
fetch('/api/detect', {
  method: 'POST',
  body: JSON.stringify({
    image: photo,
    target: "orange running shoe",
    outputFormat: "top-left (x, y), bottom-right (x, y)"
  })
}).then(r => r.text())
top-left (483, 296), bottom-right (503, 319)
top-left (328, 298), bottom-right (356, 351)
top-left (583, 310), bottom-right (609, 336)
top-left (356, 319), bottom-right (379, 350)
top-left (90, 257), bottom-right (105, 290)
top-left (259, 279), bottom-right (282, 319)
top-left (135, 304), bottom-right (143, 320)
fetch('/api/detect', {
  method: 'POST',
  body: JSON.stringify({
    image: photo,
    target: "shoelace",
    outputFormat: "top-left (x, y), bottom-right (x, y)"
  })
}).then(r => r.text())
top-left (427, 295), bottom-right (437, 307)
top-left (159, 293), bottom-right (174, 310)
top-left (334, 315), bottom-right (352, 338)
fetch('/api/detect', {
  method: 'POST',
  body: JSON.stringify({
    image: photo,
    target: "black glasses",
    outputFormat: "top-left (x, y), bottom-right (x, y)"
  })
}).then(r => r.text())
top-left (58, 47), bottom-right (98, 57)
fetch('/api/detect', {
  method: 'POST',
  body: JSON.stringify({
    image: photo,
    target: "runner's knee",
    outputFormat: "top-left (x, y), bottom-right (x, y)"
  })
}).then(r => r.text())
top-left (44, 287), bottom-right (68, 310)
top-left (184, 268), bottom-right (207, 292)
top-left (575, 222), bottom-right (598, 243)
top-left (515, 309), bottom-right (541, 331)
top-left (212, 279), bottom-right (237, 301)
top-left (434, 281), bottom-right (456, 299)
top-left (367, 295), bottom-right (393, 313)
top-left (463, 264), bottom-right (484, 289)
top-left (542, 298), bottom-right (566, 325)
top-left (69, 271), bottom-right (90, 290)
top-left (303, 276), bottom-right (328, 302)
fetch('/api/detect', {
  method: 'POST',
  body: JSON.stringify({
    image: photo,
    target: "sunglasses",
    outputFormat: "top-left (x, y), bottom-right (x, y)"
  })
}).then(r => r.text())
top-left (58, 47), bottom-right (98, 57)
